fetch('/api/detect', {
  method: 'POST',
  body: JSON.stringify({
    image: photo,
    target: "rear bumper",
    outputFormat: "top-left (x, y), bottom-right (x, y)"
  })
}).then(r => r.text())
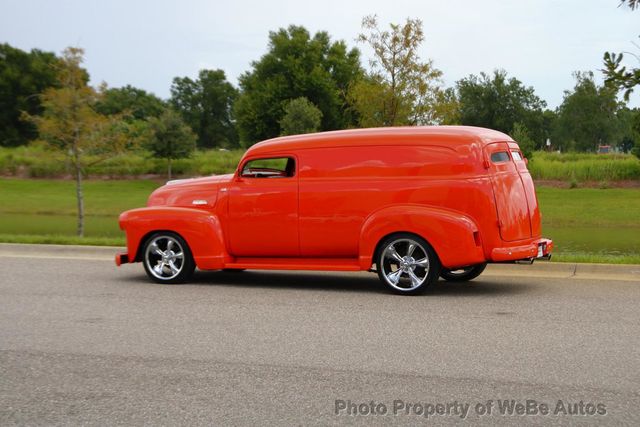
top-left (115, 252), bottom-right (129, 266)
top-left (491, 238), bottom-right (553, 262)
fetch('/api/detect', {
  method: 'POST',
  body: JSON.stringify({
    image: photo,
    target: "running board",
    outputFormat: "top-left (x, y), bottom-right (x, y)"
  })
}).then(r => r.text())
top-left (224, 257), bottom-right (362, 271)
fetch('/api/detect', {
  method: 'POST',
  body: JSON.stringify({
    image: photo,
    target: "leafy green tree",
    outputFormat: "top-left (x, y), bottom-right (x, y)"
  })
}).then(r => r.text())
top-left (279, 97), bottom-right (323, 135)
top-left (234, 25), bottom-right (362, 145)
top-left (603, 47), bottom-right (640, 101)
top-left (553, 72), bottom-right (621, 152)
top-left (23, 47), bottom-right (131, 236)
top-left (456, 70), bottom-right (547, 145)
top-left (603, 1), bottom-right (639, 99)
top-left (620, 0), bottom-right (639, 10)
top-left (616, 107), bottom-right (640, 154)
top-left (349, 15), bottom-right (443, 126)
top-left (510, 122), bottom-right (536, 159)
top-left (146, 109), bottom-right (197, 179)
top-left (96, 85), bottom-right (165, 120)
top-left (432, 87), bottom-right (460, 125)
top-left (0, 43), bottom-right (59, 146)
top-left (170, 69), bottom-right (238, 149)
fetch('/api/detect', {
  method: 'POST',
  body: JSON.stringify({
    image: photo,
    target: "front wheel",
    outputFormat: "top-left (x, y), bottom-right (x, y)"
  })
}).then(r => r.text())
top-left (142, 232), bottom-right (195, 284)
top-left (440, 263), bottom-right (487, 282)
top-left (376, 233), bottom-right (440, 295)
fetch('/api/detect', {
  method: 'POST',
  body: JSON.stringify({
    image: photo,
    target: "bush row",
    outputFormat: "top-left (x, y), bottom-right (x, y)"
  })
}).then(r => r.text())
top-left (0, 145), bottom-right (245, 178)
top-left (1, 146), bottom-right (639, 181)
top-left (528, 151), bottom-right (640, 181)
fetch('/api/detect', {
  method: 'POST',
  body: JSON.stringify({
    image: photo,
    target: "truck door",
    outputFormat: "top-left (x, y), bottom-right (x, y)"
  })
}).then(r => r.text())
top-left (509, 144), bottom-right (541, 238)
top-left (227, 156), bottom-right (299, 257)
top-left (484, 142), bottom-right (532, 242)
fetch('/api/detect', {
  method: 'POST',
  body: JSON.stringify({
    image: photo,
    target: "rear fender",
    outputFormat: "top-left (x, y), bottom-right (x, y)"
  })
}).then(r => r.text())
top-left (119, 207), bottom-right (229, 269)
top-left (358, 205), bottom-right (486, 269)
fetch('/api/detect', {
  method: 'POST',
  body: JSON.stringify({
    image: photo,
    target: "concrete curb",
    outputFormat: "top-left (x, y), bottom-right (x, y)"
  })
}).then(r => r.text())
top-left (0, 243), bottom-right (124, 260)
top-left (1, 243), bottom-right (638, 281)
top-left (485, 262), bottom-right (640, 282)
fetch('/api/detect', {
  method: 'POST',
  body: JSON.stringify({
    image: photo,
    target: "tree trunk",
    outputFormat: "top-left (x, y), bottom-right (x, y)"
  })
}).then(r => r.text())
top-left (74, 159), bottom-right (84, 237)
top-left (167, 157), bottom-right (172, 180)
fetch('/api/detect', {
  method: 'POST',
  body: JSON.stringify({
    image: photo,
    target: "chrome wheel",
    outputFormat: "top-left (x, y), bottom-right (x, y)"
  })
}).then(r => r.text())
top-left (144, 235), bottom-right (185, 281)
top-left (440, 263), bottom-right (487, 282)
top-left (380, 238), bottom-right (431, 291)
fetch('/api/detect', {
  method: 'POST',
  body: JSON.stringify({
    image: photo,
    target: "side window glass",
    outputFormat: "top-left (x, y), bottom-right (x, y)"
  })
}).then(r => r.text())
top-left (490, 152), bottom-right (510, 163)
top-left (511, 151), bottom-right (523, 161)
top-left (241, 157), bottom-right (295, 178)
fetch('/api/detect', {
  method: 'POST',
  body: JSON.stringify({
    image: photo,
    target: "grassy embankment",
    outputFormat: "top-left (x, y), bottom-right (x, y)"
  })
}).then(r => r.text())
top-left (0, 178), bottom-right (638, 264)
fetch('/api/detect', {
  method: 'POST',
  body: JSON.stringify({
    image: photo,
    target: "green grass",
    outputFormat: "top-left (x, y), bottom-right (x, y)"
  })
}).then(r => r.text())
top-left (0, 179), bottom-right (160, 240)
top-left (529, 151), bottom-right (640, 181)
top-left (0, 179), bottom-right (639, 263)
top-left (535, 186), bottom-right (640, 263)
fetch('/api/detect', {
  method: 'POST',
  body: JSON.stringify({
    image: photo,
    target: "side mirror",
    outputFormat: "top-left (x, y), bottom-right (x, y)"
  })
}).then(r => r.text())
top-left (524, 158), bottom-right (529, 166)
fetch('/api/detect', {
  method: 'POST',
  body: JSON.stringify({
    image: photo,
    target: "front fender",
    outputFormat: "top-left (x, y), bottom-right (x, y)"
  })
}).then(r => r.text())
top-left (358, 205), bottom-right (486, 269)
top-left (119, 207), bottom-right (229, 269)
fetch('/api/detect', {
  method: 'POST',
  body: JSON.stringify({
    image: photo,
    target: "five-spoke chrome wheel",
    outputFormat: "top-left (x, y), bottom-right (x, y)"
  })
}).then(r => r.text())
top-left (143, 232), bottom-right (195, 284)
top-left (377, 234), bottom-right (440, 294)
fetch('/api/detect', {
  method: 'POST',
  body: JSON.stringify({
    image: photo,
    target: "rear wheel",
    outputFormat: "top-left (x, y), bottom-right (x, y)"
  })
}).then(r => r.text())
top-left (142, 232), bottom-right (195, 284)
top-left (440, 263), bottom-right (487, 282)
top-left (376, 233), bottom-right (440, 295)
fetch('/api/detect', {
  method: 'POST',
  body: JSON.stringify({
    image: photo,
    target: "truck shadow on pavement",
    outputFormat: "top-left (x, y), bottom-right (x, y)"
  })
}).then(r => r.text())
top-left (134, 270), bottom-right (534, 296)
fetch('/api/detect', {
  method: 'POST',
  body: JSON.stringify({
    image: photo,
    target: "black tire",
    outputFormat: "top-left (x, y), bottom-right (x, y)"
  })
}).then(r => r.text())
top-left (440, 263), bottom-right (487, 282)
top-left (376, 233), bottom-right (441, 295)
top-left (142, 232), bottom-right (195, 284)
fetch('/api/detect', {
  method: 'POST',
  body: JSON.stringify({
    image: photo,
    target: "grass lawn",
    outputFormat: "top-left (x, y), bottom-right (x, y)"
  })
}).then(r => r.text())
top-left (0, 178), bottom-right (638, 263)
top-left (0, 179), bottom-right (160, 242)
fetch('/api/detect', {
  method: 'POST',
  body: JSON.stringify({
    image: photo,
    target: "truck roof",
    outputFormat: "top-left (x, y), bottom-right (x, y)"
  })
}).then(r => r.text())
top-left (246, 126), bottom-right (513, 156)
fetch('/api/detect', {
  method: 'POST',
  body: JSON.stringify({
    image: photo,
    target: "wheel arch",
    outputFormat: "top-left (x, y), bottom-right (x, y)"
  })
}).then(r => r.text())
top-left (119, 207), bottom-right (229, 269)
top-left (358, 204), bottom-right (487, 270)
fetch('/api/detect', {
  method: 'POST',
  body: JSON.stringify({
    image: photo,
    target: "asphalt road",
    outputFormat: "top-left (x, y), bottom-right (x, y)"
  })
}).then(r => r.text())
top-left (1, 250), bottom-right (639, 426)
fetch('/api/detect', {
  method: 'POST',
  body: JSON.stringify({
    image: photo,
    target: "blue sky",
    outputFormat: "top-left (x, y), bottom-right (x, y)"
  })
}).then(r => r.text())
top-left (1, 0), bottom-right (638, 108)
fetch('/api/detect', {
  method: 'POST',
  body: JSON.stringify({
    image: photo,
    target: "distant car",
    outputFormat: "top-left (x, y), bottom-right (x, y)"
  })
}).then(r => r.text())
top-left (116, 126), bottom-right (552, 294)
top-left (598, 145), bottom-right (611, 154)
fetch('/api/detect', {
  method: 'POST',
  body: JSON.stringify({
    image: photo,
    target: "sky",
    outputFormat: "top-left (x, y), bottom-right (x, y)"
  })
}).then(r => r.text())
top-left (1, 0), bottom-right (639, 108)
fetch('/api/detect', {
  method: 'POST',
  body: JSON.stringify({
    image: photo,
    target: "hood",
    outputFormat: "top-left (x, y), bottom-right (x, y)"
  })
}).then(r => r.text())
top-left (165, 174), bottom-right (234, 187)
top-left (147, 174), bottom-right (234, 208)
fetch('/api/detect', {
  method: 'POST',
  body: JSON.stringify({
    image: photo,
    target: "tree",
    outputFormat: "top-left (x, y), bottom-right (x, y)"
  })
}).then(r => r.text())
top-left (23, 47), bottom-right (131, 236)
top-left (349, 15), bottom-right (443, 126)
top-left (96, 84), bottom-right (165, 120)
top-left (620, 0), bottom-right (639, 10)
top-left (603, 0), bottom-right (639, 99)
top-left (146, 109), bottom-right (197, 179)
top-left (510, 122), bottom-right (536, 159)
top-left (432, 87), bottom-right (460, 125)
top-left (553, 72), bottom-right (621, 152)
top-left (0, 43), bottom-right (59, 146)
top-left (170, 69), bottom-right (238, 149)
top-left (234, 25), bottom-right (363, 145)
top-left (279, 97), bottom-right (323, 135)
top-left (455, 70), bottom-right (547, 145)
top-left (616, 107), bottom-right (640, 153)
